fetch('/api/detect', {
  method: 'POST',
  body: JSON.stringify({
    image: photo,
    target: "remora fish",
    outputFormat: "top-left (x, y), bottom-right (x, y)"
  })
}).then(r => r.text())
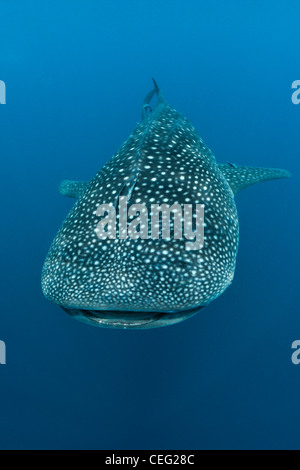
top-left (41, 80), bottom-right (290, 329)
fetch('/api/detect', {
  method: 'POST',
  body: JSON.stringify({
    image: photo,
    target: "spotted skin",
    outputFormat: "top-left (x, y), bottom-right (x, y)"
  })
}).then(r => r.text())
top-left (42, 82), bottom-right (290, 329)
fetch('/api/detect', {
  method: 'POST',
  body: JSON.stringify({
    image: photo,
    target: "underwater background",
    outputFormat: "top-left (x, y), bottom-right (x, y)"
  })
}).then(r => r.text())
top-left (0, 0), bottom-right (299, 450)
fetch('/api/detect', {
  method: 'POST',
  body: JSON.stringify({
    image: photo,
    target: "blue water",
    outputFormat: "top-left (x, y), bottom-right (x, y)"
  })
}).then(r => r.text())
top-left (0, 0), bottom-right (299, 450)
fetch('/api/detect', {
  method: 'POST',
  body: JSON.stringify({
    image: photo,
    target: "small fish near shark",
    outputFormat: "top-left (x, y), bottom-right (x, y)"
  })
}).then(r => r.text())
top-left (41, 80), bottom-right (290, 329)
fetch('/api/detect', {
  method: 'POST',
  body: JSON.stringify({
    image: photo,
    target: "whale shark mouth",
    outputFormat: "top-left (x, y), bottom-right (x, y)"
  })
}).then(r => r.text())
top-left (61, 305), bottom-right (205, 329)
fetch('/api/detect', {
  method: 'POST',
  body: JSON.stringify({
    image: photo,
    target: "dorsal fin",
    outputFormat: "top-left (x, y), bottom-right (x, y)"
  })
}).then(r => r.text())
top-left (218, 164), bottom-right (291, 195)
top-left (152, 78), bottom-right (165, 103)
top-left (142, 79), bottom-right (166, 120)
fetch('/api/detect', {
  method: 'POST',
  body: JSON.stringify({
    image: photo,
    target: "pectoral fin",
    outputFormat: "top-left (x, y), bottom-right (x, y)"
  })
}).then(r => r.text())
top-left (218, 164), bottom-right (291, 195)
top-left (59, 180), bottom-right (90, 198)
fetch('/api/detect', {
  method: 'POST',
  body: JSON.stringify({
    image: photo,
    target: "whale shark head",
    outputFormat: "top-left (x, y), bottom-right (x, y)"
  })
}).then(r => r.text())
top-left (42, 80), bottom-right (290, 329)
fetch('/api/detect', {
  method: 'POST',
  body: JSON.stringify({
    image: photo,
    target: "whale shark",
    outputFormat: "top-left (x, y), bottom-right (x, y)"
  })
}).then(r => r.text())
top-left (41, 80), bottom-right (290, 329)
